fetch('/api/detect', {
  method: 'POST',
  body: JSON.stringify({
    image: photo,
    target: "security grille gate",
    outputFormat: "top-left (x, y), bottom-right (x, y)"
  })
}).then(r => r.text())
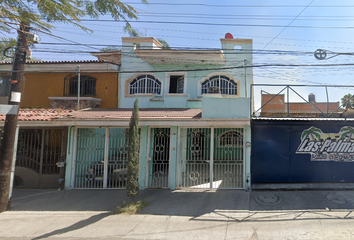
top-left (16, 128), bottom-right (65, 175)
top-left (74, 128), bottom-right (130, 189)
top-left (179, 128), bottom-right (244, 189)
top-left (148, 128), bottom-right (170, 188)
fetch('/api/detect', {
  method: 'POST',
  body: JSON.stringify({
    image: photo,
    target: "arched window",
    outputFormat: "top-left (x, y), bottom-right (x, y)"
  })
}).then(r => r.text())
top-left (201, 75), bottom-right (238, 95)
top-left (64, 75), bottom-right (96, 96)
top-left (219, 131), bottom-right (243, 147)
top-left (129, 75), bottom-right (161, 95)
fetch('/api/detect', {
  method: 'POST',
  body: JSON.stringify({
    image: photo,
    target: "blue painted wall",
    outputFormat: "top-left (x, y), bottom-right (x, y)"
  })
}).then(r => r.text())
top-left (252, 120), bottom-right (354, 183)
top-left (119, 37), bottom-right (253, 111)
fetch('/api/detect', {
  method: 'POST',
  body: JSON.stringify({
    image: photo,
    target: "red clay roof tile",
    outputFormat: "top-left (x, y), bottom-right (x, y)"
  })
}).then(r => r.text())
top-left (0, 109), bottom-right (72, 121)
top-left (68, 108), bottom-right (202, 120)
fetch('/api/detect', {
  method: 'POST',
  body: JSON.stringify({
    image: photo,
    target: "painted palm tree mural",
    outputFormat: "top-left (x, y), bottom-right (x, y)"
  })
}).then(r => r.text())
top-left (301, 127), bottom-right (323, 142)
top-left (340, 126), bottom-right (354, 142)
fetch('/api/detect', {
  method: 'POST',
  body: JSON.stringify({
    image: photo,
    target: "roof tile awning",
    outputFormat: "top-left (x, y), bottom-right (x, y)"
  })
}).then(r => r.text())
top-left (0, 109), bottom-right (72, 121)
top-left (66, 108), bottom-right (202, 120)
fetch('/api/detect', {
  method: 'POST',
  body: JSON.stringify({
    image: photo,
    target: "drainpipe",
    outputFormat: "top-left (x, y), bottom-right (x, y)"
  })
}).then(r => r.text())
top-left (77, 65), bottom-right (80, 110)
top-left (117, 65), bottom-right (121, 108)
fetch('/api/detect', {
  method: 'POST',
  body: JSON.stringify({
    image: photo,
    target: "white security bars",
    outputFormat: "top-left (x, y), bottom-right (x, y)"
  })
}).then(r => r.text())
top-left (178, 128), bottom-right (244, 189)
top-left (74, 128), bottom-right (131, 189)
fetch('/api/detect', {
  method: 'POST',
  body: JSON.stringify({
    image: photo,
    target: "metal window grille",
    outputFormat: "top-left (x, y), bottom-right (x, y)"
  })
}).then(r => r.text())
top-left (64, 74), bottom-right (96, 96)
top-left (219, 130), bottom-right (243, 147)
top-left (201, 75), bottom-right (237, 95)
top-left (129, 75), bottom-right (161, 94)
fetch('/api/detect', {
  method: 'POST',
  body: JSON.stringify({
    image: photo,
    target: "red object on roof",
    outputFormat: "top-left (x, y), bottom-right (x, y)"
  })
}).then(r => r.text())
top-left (225, 33), bottom-right (233, 39)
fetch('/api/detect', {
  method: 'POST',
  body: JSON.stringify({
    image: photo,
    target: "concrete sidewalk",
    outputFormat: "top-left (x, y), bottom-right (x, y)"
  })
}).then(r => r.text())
top-left (1, 189), bottom-right (354, 239)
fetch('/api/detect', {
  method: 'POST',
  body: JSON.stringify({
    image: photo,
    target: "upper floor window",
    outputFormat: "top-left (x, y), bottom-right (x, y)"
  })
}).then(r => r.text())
top-left (201, 75), bottom-right (237, 95)
top-left (129, 75), bottom-right (161, 95)
top-left (64, 74), bottom-right (96, 96)
top-left (169, 75), bottom-right (184, 94)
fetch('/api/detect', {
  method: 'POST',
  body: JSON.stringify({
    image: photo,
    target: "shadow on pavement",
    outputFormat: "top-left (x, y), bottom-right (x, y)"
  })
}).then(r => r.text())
top-left (32, 212), bottom-right (110, 240)
top-left (8, 189), bottom-right (354, 218)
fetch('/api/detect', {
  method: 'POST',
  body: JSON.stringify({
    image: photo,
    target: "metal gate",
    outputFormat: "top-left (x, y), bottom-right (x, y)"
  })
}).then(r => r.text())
top-left (252, 121), bottom-right (354, 183)
top-left (16, 128), bottom-right (65, 175)
top-left (178, 128), bottom-right (244, 189)
top-left (74, 128), bottom-right (130, 189)
top-left (147, 128), bottom-right (170, 188)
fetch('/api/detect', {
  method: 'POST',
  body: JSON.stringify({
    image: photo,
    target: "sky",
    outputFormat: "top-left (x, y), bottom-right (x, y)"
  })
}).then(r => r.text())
top-left (4, 0), bottom-right (354, 107)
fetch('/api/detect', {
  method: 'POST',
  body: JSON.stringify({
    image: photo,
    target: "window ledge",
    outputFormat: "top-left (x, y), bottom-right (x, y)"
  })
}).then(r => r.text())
top-left (201, 94), bottom-right (239, 98)
top-left (126, 94), bottom-right (161, 98)
top-left (187, 98), bottom-right (202, 102)
top-left (150, 98), bottom-right (164, 102)
top-left (48, 97), bottom-right (102, 101)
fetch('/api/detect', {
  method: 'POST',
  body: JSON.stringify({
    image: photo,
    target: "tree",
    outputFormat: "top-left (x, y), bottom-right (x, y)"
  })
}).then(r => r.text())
top-left (156, 38), bottom-right (170, 49)
top-left (0, 0), bottom-right (147, 213)
top-left (127, 99), bottom-right (140, 202)
top-left (0, 37), bottom-right (17, 61)
top-left (0, 0), bottom-right (147, 34)
top-left (341, 93), bottom-right (354, 109)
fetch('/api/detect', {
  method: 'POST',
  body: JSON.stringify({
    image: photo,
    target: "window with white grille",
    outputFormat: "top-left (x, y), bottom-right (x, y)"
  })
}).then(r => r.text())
top-left (218, 130), bottom-right (243, 147)
top-left (201, 75), bottom-right (238, 95)
top-left (129, 75), bottom-right (161, 95)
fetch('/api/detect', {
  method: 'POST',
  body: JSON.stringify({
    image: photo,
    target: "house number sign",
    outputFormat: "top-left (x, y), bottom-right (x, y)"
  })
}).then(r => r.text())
top-left (296, 126), bottom-right (354, 162)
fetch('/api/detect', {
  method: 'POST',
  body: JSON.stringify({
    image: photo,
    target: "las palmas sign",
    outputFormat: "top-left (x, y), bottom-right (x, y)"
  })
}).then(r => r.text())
top-left (296, 126), bottom-right (354, 162)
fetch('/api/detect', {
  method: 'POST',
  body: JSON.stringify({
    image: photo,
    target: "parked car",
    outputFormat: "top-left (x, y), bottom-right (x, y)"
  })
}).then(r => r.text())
top-left (85, 160), bottom-right (127, 182)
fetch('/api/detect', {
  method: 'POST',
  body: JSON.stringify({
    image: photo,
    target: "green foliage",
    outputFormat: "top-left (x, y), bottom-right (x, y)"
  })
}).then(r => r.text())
top-left (341, 93), bottom-right (354, 109)
top-left (0, 37), bottom-right (17, 61)
top-left (124, 24), bottom-right (144, 37)
top-left (0, 0), bottom-right (85, 32)
top-left (115, 199), bottom-right (149, 215)
top-left (0, 0), bottom-right (148, 33)
top-left (156, 38), bottom-right (170, 49)
top-left (127, 99), bottom-right (140, 202)
top-left (122, 26), bottom-right (171, 49)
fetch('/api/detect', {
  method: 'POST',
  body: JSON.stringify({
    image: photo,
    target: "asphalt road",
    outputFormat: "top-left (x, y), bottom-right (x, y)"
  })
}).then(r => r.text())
top-left (0, 189), bottom-right (354, 239)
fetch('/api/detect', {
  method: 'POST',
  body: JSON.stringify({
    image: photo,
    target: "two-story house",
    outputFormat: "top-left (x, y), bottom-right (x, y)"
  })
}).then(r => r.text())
top-left (58, 34), bottom-right (253, 191)
top-left (0, 60), bottom-right (120, 189)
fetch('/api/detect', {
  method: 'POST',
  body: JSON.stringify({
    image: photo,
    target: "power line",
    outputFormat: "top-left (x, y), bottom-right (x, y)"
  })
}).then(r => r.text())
top-left (262, 0), bottom-right (315, 50)
top-left (76, 19), bottom-right (354, 29)
top-left (3, 62), bottom-right (354, 74)
top-left (122, 2), bottom-right (354, 8)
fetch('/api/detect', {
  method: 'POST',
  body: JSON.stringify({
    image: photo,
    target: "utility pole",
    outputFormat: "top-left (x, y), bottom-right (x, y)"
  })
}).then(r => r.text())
top-left (0, 23), bottom-right (29, 212)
